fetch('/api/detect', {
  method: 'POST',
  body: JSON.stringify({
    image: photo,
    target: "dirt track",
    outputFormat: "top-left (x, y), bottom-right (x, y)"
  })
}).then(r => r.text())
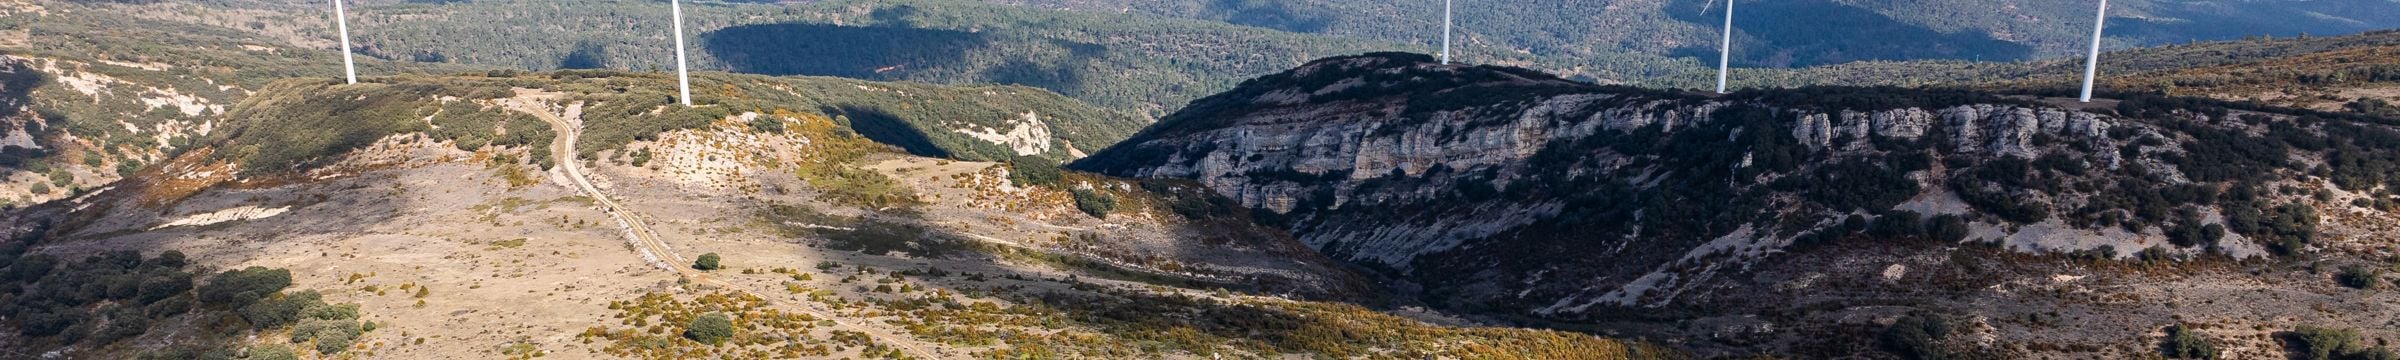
top-left (504, 91), bottom-right (944, 359)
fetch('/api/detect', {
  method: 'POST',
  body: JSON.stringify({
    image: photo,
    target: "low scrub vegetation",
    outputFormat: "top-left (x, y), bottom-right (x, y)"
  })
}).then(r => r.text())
top-left (2287, 326), bottom-right (2399, 360)
top-left (1878, 314), bottom-right (1953, 360)
top-left (1070, 188), bottom-right (1117, 218)
top-left (824, 219), bottom-right (965, 258)
top-left (211, 77), bottom-right (548, 174)
top-left (2335, 265), bottom-right (2382, 289)
top-left (683, 312), bottom-right (735, 345)
top-left (580, 292), bottom-right (838, 358)
top-left (0, 234), bottom-right (370, 357)
top-left (1006, 156), bottom-right (1064, 188)
top-left (2161, 324), bottom-right (2220, 359)
top-left (874, 276), bottom-right (1674, 359)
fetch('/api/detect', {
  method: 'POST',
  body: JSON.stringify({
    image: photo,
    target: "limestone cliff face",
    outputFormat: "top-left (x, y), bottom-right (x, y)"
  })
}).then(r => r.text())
top-left (1076, 52), bottom-right (2354, 316)
top-left (1089, 54), bottom-right (2108, 256)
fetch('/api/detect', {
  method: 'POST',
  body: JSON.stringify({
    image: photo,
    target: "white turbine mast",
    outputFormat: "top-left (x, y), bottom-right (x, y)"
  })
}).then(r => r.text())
top-left (333, 0), bottom-right (356, 84)
top-left (2079, 0), bottom-right (2109, 102)
top-left (1441, 0), bottom-right (1453, 65)
top-left (671, 0), bottom-right (693, 106)
top-left (1716, 0), bottom-right (1733, 94)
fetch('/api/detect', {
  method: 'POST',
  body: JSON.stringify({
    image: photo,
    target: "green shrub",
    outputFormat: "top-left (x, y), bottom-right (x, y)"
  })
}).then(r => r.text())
top-left (2289, 326), bottom-right (2363, 360)
top-left (2228, 200), bottom-right (2320, 256)
top-left (1879, 314), bottom-right (1952, 360)
top-left (311, 330), bottom-right (358, 355)
top-left (199, 267), bottom-right (292, 307)
top-left (93, 307), bottom-right (150, 345)
top-left (693, 253), bottom-right (722, 271)
top-left (136, 273), bottom-right (194, 304)
top-left (1925, 214), bottom-right (1970, 243)
top-left (628, 148), bottom-right (654, 167)
top-left (2336, 265), bottom-right (2381, 289)
top-left (301, 302), bottom-right (360, 321)
top-left (2167, 222), bottom-right (2226, 248)
top-left (237, 290), bottom-right (322, 330)
top-left (2358, 348), bottom-right (2400, 360)
top-left (2275, 326), bottom-right (2390, 360)
top-left (684, 312), bottom-right (734, 345)
top-left (1071, 188), bottom-right (1117, 218)
top-left (290, 318), bottom-right (363, 354)
top-left (2162, 324), bottom-right (2219, 359)
top-left (47, 169), bottom-right (73, 187)
top-left (145, 294), bottom-right (194, 317)
top-left (1008, 156), bottom-right (1063, 188)
top-left (748, 115), bottom-right (785, 133)
top-left (244, 344), bottom-right (299, 360)
top-left (146, 250), bottom-right (188, 269)
top-left (2136, 246), bottom-right (2178, 263)
top-left (1870, 211), bottom-right (1924, 239)
top-left (115, 161), bottom-right (143, 177)
top-left (137, 345), bottom-right (237, 360)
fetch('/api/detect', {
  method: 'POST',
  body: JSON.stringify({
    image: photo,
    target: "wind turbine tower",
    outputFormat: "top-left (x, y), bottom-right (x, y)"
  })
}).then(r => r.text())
top-left (1716, 0), bottom-right (1733, 94)
top-left (333, 0), bottom-right (355, 84)
top-left (671, 0), bottom-right (693, 106)
top-left (2079, 0), bottom-right (2109, 102)
top-left (1441, 0), bottom-right (1453, 65)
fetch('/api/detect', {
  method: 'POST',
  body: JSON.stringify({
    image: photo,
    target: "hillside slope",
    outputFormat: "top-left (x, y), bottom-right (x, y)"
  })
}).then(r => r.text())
top-left (0, 0), bottom-right (1146, 214)
top-left (1078, 52), bottom-right (2400, 357)
top-left (211, 70), bottom-right (1142, 168)
top-left (0, 10), bottom-right (355, 208)
top-left (0, 67), bottom-right (1694, 358)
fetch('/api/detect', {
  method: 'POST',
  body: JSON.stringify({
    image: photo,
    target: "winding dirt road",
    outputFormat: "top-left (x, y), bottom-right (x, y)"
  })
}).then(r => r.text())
top-left (503, 92), bottom-right (942, 359)
top-left (507, 98), bottom-right (684, 271)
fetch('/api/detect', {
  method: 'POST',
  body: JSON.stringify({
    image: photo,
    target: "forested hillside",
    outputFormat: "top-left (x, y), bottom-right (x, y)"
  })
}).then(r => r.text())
top-left (215, 69), bottom-right (1141, 173)
top-left (322, 0), bottom-right (1658, 117)
top-left (145, 0), bottom-right (2396, 120)
top-left (991, 0), bottom-right (2400, 68)
top-left (1731, 30), bottom-right (2400, 90)
top-left (95, 0), bottom-right (1719, 117)
top-left (0, 0), bottom-right (472, 208)
top-left (0, 0), bottom-right (1140, 214)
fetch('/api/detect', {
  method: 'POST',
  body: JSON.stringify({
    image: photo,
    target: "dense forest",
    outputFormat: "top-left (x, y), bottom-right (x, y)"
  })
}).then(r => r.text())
top-left (75, 0), bottom-right (2396, 122)
top-left (328, 0), bottom-right (1477, 116)
top-left (1728, 30), bottom-right (2400, 92)
top-left (985, 0), bottom-right (2400, 67)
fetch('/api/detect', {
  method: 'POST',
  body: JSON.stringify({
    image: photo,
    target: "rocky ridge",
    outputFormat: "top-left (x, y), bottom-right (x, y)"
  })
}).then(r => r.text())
top-left (1078, 53), bottom-right (2397, 324)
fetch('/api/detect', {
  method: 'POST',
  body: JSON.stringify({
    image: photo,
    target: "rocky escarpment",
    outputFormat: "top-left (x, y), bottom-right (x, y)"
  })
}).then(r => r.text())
top-left (1077, 53), bottom-right (2400, 320)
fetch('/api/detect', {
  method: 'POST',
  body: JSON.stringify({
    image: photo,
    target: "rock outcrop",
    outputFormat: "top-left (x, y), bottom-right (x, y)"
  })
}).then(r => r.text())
top-left (1076, 53), bottom-right (2331, 317)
